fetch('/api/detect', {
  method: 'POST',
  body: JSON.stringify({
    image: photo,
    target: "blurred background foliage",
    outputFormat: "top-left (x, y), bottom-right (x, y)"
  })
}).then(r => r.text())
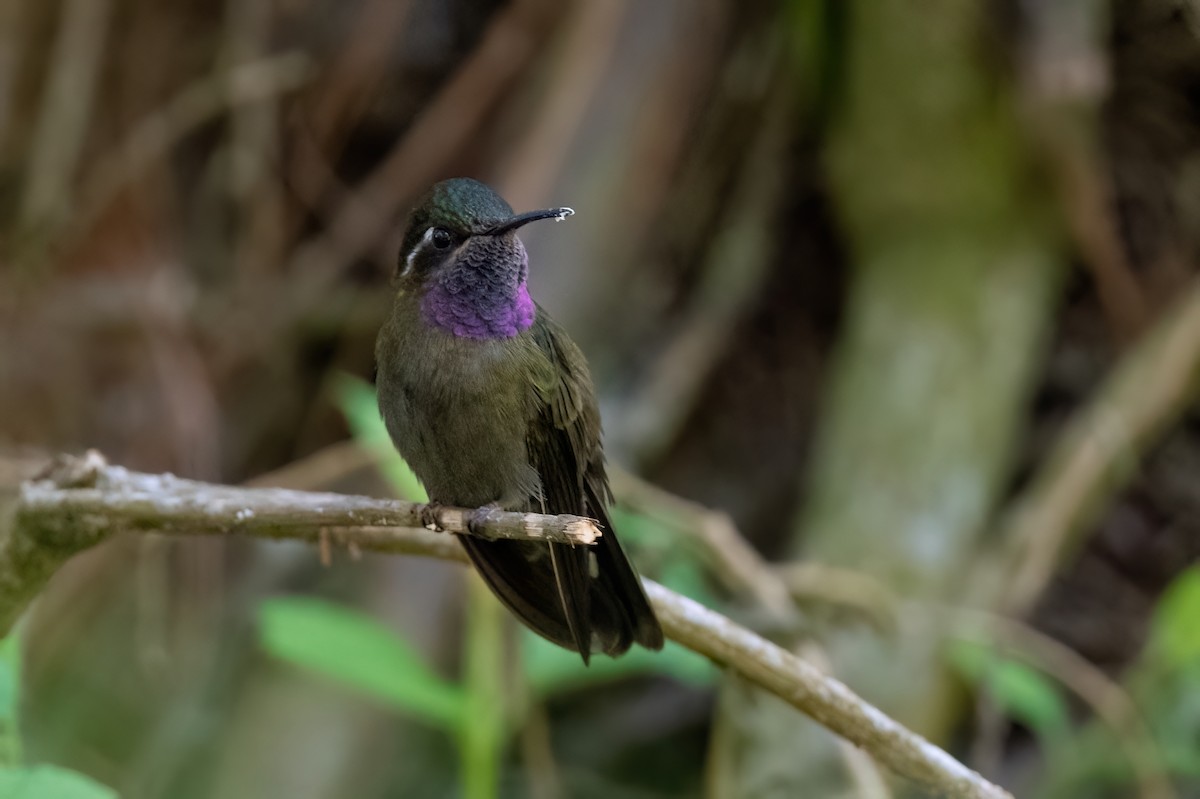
top-left (1, 0), bottom-right (1200, 797)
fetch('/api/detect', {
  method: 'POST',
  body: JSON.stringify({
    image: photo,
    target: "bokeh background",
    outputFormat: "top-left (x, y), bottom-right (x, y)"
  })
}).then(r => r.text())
top-left (2, 0), bottom-right (1200, 797)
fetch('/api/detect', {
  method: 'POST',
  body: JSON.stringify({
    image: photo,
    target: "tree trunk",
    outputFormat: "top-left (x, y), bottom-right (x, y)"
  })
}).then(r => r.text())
top-left (710, 2), bottom-right (1066, 795)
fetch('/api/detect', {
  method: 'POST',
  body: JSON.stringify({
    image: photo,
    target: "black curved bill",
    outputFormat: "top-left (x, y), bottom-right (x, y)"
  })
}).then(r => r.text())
top-left (485, 207), bottom-right (574, 236)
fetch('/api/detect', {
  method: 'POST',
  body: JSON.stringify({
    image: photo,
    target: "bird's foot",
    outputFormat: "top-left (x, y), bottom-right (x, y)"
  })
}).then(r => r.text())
top-left (420, 501), bottom-right (446, 532)
top-left (467, 503), bottom-right (504, 540)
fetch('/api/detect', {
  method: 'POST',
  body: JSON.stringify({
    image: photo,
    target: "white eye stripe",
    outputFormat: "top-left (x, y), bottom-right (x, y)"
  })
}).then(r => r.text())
top-left (400, 227), bottom-right (437, 277)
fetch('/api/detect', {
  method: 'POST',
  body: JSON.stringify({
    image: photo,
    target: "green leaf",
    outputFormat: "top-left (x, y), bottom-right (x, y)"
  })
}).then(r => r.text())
top-left (332, 375), bottom-right (426, 501)
top-left (1161, 740), bottom-right (1200, 778)
top-left (1148, 566), bottom-right (1200, 671)
top-left (523, 630), bottom-right (713, 698)
top-left (605, 506), bottom-right (659, 545)
top-left (0, 633), bottom-right (22, 766)
top-left (0, 765), bottom-right (116, 799)
top-left (607, 507), bottom-right (716, 602)
top-left (0, 633), bottom-right (18, 725)
top-left (0, 633), bottom-right (17, 719)
top-left (258, 597), bottom-right (463, 730)
top-left (656, 549), bottom-right (718, 609)
top-left (460, 576), bottom-right (505, 799)
top-left (947, 640), bottom-right (1070, 739)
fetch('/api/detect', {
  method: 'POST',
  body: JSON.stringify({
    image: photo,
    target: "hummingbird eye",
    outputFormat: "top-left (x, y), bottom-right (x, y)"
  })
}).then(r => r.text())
top-left (430, 227), bottom-right (453, 250)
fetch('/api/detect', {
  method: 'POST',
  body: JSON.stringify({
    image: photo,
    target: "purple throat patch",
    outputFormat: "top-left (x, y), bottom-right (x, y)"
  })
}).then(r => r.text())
top-left (421, 274), bottom-right (535, 339)
top-left (422, 281), bottom-right (535, 338)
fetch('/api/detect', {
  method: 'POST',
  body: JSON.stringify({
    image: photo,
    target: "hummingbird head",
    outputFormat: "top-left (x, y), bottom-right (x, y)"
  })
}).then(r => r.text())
top-left (396, 178), bottom-right (573, 339)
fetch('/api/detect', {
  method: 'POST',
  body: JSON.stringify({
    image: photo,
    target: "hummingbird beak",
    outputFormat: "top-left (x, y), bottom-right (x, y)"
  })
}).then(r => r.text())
top-left (485, 207), bottom-right (574, 236)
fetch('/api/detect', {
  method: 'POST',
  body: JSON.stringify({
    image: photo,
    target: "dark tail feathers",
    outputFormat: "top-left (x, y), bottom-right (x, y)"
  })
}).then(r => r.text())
top-left (458, 503), bottom-right (662, 662)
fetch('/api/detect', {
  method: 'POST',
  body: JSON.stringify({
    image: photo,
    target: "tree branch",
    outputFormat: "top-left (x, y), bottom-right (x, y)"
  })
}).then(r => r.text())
top-left (1, 453), bottom-right (1011, 799)
top-left (3, 452), bottom-right (595, 634)
top-left (647, 583), bottom-right (1009, 799)
top-left (999, 275), bottom-right (1200, 614)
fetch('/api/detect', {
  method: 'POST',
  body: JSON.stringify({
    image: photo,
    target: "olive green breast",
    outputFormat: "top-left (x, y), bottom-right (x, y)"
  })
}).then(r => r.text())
top-left (374, 292), bottom-right (544, 508)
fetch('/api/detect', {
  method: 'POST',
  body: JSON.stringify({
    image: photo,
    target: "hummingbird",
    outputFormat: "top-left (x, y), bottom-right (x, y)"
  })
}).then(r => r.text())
top-left (374, 177), bottom-right (663, 662)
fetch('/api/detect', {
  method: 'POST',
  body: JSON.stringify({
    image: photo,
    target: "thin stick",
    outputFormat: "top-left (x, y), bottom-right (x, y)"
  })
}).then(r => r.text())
top-left (646, 583), bottom-right (1010, 799)
top-left (776, 562), bottom-right (1173, 799)
top-left (72, 52), bottom-right (313, 237)
top-left (19, 0), bottom-right (112, 233)
top-left (1000, 276), bottom-right (1200, 614)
